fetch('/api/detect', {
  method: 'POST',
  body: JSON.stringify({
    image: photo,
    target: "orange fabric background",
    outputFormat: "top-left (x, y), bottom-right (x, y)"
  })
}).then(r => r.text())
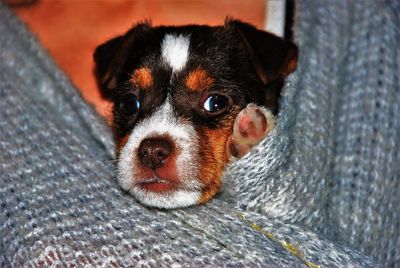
top-left (13, 1), bottom-right (265, 117)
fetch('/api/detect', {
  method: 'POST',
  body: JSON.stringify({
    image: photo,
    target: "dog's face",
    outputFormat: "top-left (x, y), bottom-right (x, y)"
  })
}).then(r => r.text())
top-left (94, 19), bottom-right (298, 208)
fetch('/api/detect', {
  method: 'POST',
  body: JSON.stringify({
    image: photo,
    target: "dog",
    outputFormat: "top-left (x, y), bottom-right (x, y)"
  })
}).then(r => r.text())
top-left (94, 19), bottom-right (298, 209)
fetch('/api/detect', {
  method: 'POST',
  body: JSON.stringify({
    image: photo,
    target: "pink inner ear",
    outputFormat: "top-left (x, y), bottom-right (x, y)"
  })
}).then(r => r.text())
top-left (238, 117), bottom-right (255, 138)
top-left (227, 105), bottom-right (273, 159)
top-left (237, 109), bottom-right (268, 140)
top-left (226, 136), bottom-right (252, 159)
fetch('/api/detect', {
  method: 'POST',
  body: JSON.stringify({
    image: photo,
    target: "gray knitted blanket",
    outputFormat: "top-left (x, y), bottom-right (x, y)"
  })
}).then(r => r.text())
top-left (1, 0), bottom-right (399, 267)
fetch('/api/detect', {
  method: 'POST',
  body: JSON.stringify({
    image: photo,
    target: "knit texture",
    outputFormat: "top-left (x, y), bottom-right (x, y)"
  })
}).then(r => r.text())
top-left (0, 0), bottom-right (398, 267)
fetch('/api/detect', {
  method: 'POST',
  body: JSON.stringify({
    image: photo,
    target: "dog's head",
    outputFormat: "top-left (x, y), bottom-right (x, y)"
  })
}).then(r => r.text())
top-left (94, 19), bottom-right (298, 208)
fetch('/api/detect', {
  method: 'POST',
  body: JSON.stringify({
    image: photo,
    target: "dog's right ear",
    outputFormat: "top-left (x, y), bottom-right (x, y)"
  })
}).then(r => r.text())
top-left (225, 19), bottom-right (298, 86)
top-left (94, 22), bottom-right (151, 99)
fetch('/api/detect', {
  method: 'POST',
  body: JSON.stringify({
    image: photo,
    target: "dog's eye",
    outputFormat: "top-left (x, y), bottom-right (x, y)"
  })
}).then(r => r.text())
top-left (203, 94), bottom-right (230, 114)
top-left (119, 94), bottom-right (140, 117)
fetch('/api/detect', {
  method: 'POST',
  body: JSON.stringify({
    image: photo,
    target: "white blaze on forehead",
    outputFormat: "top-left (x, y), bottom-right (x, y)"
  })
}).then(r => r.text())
top-left (161, 34), bottom-right (190, 72)
top-left (117, 97), bottom-right (201, 208)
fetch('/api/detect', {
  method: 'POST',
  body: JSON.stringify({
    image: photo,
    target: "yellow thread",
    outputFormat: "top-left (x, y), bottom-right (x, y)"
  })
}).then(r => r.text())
top-left (285, 242), bottom-right (300, 257)
top-left (251, 223), bottom-right (262, 231)
top-left (237, 213), bottom-right (321, 268)
top-left (306, 261), bottom-right (322, 268)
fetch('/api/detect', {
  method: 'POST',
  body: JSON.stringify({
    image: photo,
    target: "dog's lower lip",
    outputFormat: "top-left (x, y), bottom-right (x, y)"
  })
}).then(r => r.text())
top-left (137, 178), bottom-right (177, 193)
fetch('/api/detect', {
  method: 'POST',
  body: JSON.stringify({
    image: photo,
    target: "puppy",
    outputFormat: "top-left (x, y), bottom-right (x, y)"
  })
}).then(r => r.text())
top-left (94, 19), bottom-right (298, 209)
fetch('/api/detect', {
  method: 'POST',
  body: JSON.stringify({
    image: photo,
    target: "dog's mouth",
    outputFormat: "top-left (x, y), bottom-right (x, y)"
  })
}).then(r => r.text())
top-left (135, 177), bottom-right (179, 193)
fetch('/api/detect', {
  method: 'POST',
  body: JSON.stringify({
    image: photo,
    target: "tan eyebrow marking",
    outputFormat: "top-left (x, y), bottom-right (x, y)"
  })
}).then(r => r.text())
top-left (185, 68), bottom-right (214, 92)
top-left (130, 67), bottom-right (153, 89)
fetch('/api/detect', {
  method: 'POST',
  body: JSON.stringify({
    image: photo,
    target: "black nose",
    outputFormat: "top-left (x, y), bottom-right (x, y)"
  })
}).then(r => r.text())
top-left (138, 138), bottom-right (173, 169)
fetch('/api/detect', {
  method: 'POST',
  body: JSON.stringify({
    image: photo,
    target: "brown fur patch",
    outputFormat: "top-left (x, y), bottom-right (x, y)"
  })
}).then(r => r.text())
top-left (130, 67), bottom-right (153, 89)
top-left (185, 69), bottom-right (214, 92)
top-left (196, 122), bottom-right (235, 204)
top-left (116, 134), bottom-right (130, 157)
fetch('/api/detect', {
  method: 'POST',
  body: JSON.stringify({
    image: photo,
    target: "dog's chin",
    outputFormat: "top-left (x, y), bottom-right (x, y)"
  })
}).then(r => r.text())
top-left (118, 173), bottom-right (203, 209)
top-left (136, 178), bottom-right (179, 193)
top-left (127, 184), bottom-right (202, 209)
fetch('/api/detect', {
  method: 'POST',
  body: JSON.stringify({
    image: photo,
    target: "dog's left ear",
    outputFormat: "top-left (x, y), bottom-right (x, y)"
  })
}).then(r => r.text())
top-left (226, 19), bottom-right (298, 85)
top-left (94, 22), bottom-right (151, 99)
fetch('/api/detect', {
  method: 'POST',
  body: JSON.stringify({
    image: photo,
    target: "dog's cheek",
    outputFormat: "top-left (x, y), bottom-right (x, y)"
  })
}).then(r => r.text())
top-left (197, 126), bottom-right (232, 204)
top-left (115, 134), bottom-right (130, 158)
